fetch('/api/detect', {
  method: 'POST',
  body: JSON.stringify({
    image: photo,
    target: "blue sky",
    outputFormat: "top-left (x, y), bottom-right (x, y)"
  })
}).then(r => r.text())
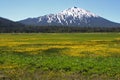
top-left (0, 0), bottom-right (120, 23)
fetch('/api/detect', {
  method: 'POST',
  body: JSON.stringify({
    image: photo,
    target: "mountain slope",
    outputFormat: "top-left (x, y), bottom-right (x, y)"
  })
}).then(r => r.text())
top-left (0, 17), bottom-right (26, 33)
top-left (19, 7), bottom-right (120, 27)
top-left (0, 17), bottom-right (24, 28)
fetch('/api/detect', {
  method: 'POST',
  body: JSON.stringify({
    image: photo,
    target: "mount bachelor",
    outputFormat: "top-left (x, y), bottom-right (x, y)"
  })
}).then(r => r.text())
top-left (19, 7), bottom-right (120, 27)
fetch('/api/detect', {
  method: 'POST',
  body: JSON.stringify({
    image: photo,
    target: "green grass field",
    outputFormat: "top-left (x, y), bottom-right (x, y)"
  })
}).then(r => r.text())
top-left (0, 33), bottom-right (120, 80)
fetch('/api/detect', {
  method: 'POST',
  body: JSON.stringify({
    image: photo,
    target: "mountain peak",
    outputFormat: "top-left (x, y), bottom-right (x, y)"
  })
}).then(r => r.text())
top-left (59, 7), bottom-right (99, 18)
top-left (73, 6), bottom-right (77, 8)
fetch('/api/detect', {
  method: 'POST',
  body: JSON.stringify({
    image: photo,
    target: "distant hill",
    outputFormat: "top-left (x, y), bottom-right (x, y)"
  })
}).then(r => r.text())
top-left (0, 17), bottom-right (25, 33)
top-left (0, 17), bottom-right (24, 28)
top-left (19, 7), bottom-right (120, 27)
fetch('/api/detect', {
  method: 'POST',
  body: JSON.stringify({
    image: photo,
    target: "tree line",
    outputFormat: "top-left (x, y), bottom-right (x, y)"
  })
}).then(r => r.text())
top-left (0, 25), bottom-right (120, 33)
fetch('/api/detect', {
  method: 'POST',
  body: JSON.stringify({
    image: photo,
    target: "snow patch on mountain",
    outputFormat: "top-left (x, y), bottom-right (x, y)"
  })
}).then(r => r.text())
top-left (58, 7), bottom-right (99, 18)
top-left (37, 7), bottom-right (99, 24)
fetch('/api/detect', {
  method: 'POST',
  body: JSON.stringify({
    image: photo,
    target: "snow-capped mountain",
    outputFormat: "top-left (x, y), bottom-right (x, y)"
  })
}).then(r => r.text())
top-left (19, 7), bottom-right (120, 27)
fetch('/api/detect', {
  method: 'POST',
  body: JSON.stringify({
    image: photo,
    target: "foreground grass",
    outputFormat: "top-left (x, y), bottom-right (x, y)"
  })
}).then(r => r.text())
top-left (0, 33), bottom-right (120, 80)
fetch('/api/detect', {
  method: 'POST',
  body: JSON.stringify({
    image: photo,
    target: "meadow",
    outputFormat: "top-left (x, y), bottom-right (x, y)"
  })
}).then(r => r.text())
top-left (0, 33), bottom-right (120, 80)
